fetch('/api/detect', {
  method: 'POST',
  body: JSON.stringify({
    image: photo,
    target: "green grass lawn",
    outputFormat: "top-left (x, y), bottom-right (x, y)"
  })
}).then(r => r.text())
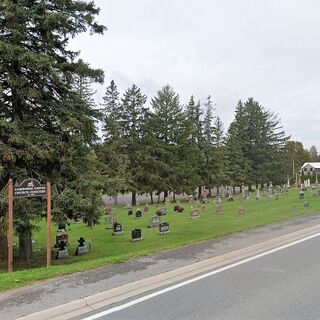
top-left (0, 189), bottom-right (318, 292)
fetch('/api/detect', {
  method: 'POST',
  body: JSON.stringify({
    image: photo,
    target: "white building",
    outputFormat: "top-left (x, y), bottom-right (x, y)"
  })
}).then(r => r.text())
top-left (301, 162), bottom-right (320, 175)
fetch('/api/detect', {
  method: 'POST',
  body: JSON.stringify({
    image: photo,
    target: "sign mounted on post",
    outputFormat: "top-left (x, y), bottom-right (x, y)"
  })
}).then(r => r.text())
top-left (8, 178), bottom-right (51, 273)
top-left (13, 178), bottom-right (47, 198)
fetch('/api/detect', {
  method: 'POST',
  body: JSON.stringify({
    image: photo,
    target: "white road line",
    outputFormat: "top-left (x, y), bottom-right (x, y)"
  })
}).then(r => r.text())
top-left (82, 231), bottom-right (320, 320)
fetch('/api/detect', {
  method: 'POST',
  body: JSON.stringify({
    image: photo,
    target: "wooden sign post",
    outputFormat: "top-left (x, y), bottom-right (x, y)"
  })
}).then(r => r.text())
top-left (7, 178), bottom-right (51, 272)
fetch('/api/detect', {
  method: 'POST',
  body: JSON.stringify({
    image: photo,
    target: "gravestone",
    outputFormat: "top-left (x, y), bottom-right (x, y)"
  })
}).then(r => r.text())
top-left (105, 213), bottom-right (116, 229)
top-left (56, 234), bottom-right (68, 247)
top-left (238, 207), bottom-right (245, 215)
top-left (56, 241), bottom-right (68, 259)
top-left (156, 208), bottom-right (167, 216)
top-left (304, 201), bottom-right (310, 209)
top-left (299, 191), bottom-right (305, 200)
top-left (312, 186), bottom-right (318, 197)
top-left (174, 205), bottom-right (180, 212)
top-left (147, 215), bottom-right (161, 228)
top-left (57, 222), bottom-right (66, 232)
top-left (256, 189), bottom-right (260, 200)
top-left (159, 222), bottom-right (170, 235)
top-left (188, 195), bottom-right (194, 204)
top-left (75, 237), bottom-right (88, 255)
top-left (215, 204), bottom-right (223, 215)
top-left (144, 206), bottom-right (149, 213)
top-left (135, 209), bottom-right (142, 218)
top-left (128, 209), bottom-right (133, 216)
top-left (189, 209), bottom-right (200, 219)
top-left (131, 229), bottom-right (142, 242)
top-left (112, 223), bottom-right (123, 236)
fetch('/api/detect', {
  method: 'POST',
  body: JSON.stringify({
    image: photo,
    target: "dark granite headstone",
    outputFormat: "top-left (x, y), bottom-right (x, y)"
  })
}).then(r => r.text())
top-left (75, 237), bottom-right (88, 255)
top-left (135, 209), bottom-right (142, 218)
top-left (299, 192), bottom-right (305, 200)
top-left (112, 223), bottom-right (123, 236)
top-left (159, 222), bottom-right (170, 235)
top-left (304, 201), bottom-right (310, 209)
top-left (131, 228), bottom-right (142, 242)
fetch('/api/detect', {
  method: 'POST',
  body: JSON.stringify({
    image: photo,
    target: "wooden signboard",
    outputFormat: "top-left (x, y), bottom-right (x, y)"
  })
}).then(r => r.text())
top-left (8, 178), bottom-right (51, 272)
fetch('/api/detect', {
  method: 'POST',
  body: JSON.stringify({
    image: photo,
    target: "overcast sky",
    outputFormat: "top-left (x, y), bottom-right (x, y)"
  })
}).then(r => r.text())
top-left (70, 0), bottom-right (320, 149)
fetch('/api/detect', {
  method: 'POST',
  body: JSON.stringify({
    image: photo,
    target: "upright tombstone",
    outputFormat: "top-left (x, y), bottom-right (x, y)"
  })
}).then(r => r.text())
top-left (128, 209), bottom-right (133, 216)
top-left (256, 189), bottom-right (260, 200)
top-left (75, 237), bottom-right (88, 255)
top-left (131, 229), bottom-right (142, 242)
top-left (312, 185), bottom-right (318, 197)
top-left (215, 204), bottom-right (223, 215)
top-left (299, 191), bottom-right (305, 200)
top-left (56, 234), bottom-right (69, 247)
top-left (112, 223), bottom-right (123, 236)
top-left (56, 241), bottom-right (68, 259)
top-left (135, 209), bottom-right (142, 218)
top-left (304, 201), bottom-right (310, 209)
top-left (238, 207), bottom-right (245, 215)
top-left (105, 213), bottom-right (116, 229)
top-left (156, 208), bottom-right (167, 216)
top-left (147, 215), bottom-right (161, 228)
top-left (57, 221), bottom-right (66, 232)
top-left (189, 209), bottom-right (200, 219)
top-left (144, 206), bottom-right (149, 213)
top-left (159, 222), bottom-right (170, 235)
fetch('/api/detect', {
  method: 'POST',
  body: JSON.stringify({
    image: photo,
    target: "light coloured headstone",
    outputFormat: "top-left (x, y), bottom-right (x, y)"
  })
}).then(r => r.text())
top-left (215, 204), bottom-right (223, 215)
top-left (147, 215), bottom-right (161, 228)
top-left (189, 209), bottom-right (200, 219)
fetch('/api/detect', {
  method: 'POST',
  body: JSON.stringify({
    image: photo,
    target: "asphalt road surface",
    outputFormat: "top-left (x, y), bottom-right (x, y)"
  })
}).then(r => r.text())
top-left (77, 235), bottom-right (320, 320)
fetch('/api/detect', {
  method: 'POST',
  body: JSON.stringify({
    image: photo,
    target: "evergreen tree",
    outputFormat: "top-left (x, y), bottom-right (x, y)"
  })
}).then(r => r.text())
top-left (0, 0), bottom-right (106, 259)
top-left (118, 84), bottom-right (147, 205)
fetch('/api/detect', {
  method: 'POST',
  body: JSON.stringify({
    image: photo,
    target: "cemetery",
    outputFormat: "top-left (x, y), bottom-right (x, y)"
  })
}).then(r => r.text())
top-left (1, 186), bottom-right (320, 291)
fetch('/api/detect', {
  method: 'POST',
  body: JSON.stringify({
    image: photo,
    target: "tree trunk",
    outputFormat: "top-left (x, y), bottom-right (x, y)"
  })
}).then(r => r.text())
top-left (0, 234), bottom-right (7, 260)
top-left (208, 188), bottom-right (212, 197)
top-left (248, 182), bottom-right (252, 192)
top-left (173, 192), bottom-right (176, 202)
top-left (233, 186), bottom-right (236, 194)
top-left (113, 194), bottom-right (118, 206)
top-left (19, 229), bottom-right (32, 261)
top-left (131, 192), bottom-right (137, 206)
top-left (163, 190), bottom-right (168, 202)
top-left (255, 181), bottom-right (259, 190)
top-left (198, 186), bottom-right (202, 198)
top-left (216, 185), bottom-right (220, 196)
top-left (149, 192), bottom-right (153, 204)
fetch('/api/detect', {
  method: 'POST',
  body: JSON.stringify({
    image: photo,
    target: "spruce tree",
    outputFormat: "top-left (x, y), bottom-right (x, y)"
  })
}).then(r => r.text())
top-left (0, 0), bottom-right (106, 259)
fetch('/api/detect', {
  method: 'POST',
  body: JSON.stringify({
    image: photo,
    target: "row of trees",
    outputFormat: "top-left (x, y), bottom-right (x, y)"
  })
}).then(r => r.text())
top-left (99, 81), bottom-right (318, 204)
top-left (0, 0), bottom-right (318, 261)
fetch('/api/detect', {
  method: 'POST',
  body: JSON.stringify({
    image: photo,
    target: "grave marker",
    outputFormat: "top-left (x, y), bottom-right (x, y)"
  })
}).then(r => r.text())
top-left (215, 204), bottom-right (223, 215)
top-left (131, 229), bottom-right (142, 242)
top-left (135, 209), bottom-right (142, 218)
top-left (112, 223), bottom-right (123, 236)
top-left (238, 207), bottom-right (245, 215)
top-left (75, 237), bottom-right (88, 255)
top-left (147, 215), bottom-right (161, 228)
top-left (189, 209), bottom-right (200, 219)
top-left (159, 222), bottom-right (170, 235)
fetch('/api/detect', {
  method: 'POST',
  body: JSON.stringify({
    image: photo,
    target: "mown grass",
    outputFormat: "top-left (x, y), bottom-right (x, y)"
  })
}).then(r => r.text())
top-left (0, 189), bottom-right (318, 292)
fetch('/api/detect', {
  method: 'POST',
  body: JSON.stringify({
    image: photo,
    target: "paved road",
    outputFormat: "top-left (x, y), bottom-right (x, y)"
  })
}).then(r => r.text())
top-left (77, 235), bottom-right (320, 320)
top-left (2, 212), bottom-right (320, 319)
